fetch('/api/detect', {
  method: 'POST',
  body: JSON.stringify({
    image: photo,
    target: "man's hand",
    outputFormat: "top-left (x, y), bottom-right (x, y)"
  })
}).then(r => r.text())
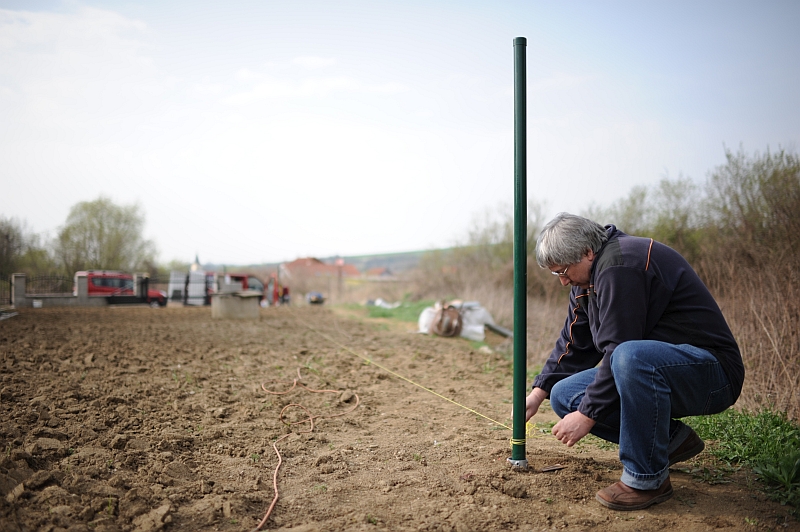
top-left (552, 411), bottom-right (595, 447)
top-left (511, 388), bottom-right (549, 423)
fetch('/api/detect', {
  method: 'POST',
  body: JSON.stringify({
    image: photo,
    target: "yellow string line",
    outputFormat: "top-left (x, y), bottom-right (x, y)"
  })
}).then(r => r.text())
top-left (292, 311), bottom-right (513, 431)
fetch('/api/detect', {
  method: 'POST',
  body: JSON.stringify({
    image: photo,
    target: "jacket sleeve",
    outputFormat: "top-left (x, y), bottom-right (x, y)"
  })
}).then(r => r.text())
top-left (533, 288), bottom-right (603, 395)
top-left (576, 266), bottom-right (659, 422)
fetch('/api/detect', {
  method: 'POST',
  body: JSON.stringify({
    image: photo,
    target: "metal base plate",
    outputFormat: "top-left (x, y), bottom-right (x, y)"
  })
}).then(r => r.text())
top-left (506, 458), bottom-right (529, 470)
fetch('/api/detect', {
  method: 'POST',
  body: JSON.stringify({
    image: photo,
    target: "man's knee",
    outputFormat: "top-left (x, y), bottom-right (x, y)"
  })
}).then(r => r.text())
top-left (549, 380), bottom-right (574, 418)
top-left (610, 340), bottom-right (651, 378)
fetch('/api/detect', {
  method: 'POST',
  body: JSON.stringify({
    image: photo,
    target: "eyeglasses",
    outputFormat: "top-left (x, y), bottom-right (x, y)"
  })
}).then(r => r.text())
top-left (551, 264), bottom-right (571, 277)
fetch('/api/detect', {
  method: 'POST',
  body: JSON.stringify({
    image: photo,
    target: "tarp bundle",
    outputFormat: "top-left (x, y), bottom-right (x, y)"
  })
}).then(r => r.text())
top-left (418, 300), bottom-right (497, 341)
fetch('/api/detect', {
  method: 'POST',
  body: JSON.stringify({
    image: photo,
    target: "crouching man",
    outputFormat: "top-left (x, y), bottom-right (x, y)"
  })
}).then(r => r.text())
top-left (524, 213), bottom-right (744, 510)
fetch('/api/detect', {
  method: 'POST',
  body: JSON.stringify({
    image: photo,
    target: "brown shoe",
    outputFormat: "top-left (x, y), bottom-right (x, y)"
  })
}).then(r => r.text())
top-left (596, 478), bottom-right (673, 510)
top-left (668, 427), bottom-right (705, 466)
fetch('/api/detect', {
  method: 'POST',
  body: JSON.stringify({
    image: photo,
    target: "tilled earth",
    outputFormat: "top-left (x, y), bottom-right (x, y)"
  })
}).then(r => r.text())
top-left (0, 306), bottom-right (797, 532)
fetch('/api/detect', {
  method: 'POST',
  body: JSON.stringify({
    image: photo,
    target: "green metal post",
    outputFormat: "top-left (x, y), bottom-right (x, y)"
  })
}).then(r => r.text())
top-left (508, 36), bottom-right (528, 469)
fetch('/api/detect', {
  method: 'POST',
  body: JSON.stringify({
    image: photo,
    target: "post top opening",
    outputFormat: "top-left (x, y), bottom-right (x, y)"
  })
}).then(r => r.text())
top-left (513, 37), bottom-right (527, 46)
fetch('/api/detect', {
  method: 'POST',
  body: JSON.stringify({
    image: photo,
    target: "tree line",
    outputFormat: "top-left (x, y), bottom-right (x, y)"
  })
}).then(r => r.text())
top-left (584, 146), bottom-right (800, 296)
top-left (414, 146), bottom-right (799, 298)
top-left (5, 147), bottom-right (797, 287)
top-left (0, 197), bottom-right (158, 278)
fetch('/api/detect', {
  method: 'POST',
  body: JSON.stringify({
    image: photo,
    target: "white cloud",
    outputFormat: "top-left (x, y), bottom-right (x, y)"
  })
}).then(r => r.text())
top-left (292, 56), bottom-right (337, 68)
top-left (191, 79), bottom-right (225, 97)
top-left (223, 75), bottom-right (408, 105)
top-left (222, 79), bottom-right (295, 104)
top-left (297, 76), bottom-right (408, 96)
top-left (0, 6), bottom-right (158, 128)
top-left (0, 7), bottom-right (148, 58)
top-left (234, 68), bottom-right (261, 82)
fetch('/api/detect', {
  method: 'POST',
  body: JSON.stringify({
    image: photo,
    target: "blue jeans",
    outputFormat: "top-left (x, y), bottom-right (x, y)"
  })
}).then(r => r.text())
top-left (549, 340), bottom-right (735, 490)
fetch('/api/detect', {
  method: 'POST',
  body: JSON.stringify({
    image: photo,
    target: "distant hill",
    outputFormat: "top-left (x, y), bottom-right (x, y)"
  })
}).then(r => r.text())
top-left (324, 250), bottom-right (430, 274)
top-left (205, 248), bottom-right (452, 276)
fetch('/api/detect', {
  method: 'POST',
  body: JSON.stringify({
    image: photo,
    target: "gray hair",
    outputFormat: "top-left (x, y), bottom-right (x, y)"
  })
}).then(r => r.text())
top-left (535, 213), bottom-right (608, 268)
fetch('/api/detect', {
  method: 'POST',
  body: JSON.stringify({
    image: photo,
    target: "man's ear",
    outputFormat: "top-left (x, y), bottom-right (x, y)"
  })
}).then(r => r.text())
top-left (586, 249), bottom-right (595, 261)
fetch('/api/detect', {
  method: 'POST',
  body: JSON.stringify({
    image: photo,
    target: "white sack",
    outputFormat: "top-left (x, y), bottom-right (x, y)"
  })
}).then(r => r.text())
top-left (418, 301), bottom-right (497, 342)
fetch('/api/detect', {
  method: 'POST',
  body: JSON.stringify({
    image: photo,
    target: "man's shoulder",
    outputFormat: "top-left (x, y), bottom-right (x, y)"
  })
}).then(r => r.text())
top-left (597, 234), bottom-right (694, 282)
top-left (595, 237), bottom-right (622, 272)
top-left (595, 234), bottom-right (654, 275)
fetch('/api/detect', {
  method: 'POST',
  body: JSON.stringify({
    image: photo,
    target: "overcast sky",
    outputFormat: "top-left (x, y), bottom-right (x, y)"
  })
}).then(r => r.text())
top-left (1, 1), bottom-right (798, 265)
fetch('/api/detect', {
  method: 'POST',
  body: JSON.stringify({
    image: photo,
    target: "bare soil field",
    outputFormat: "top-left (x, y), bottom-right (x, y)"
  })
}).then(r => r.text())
top-left (0, 306), bottom-right (796, 532)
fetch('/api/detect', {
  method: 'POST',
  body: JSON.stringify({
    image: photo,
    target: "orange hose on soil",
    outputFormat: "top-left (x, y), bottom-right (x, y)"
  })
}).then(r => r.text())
top-left (252, 371), bottom-right (360, 531)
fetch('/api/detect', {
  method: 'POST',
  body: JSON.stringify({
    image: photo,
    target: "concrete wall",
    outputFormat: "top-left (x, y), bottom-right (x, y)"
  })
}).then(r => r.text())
top-left (11, 273), bottom-right (106, 309)
top-left (210, 293), bottom-right (260, 319)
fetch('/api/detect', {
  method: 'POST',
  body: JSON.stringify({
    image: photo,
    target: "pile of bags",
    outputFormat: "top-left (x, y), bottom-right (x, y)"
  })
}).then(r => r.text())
top-left (418, 300), bottom-right (498, 342)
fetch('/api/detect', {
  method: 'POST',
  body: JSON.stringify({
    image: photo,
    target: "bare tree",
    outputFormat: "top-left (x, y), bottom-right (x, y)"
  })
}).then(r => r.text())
top-left (704, 147), bottom-right (800, 265)
top-left (0, 216), bottom-right (25, 277)
top-left (0, 216), bottom-right (54, 276)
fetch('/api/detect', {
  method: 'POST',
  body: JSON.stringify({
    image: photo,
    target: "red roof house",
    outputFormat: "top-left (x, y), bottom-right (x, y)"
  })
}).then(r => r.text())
top-left (280, 258), bottom-right (361, 280)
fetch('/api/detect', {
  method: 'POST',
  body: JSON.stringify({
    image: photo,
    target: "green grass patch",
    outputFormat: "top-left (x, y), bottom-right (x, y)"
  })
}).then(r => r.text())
top-left (686, 409), bottom-right (800, 467)
top-left (581, 433), bottom-right (619, 452)
top-left (365, 299), bottom-right (435, 323)
top-left (527, 419), bottom-right (556, 434)
top-left (685, 408), bottom-right (800, 509)
top-left (527, 365), bottom-right (542, 381)
top-left (507, 363), bottom-right (542, 382)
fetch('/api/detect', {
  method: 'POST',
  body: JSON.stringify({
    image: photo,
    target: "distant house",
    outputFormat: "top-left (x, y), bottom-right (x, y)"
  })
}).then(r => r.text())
top-left (365, 267), bottom-right (393, 279)
top-left (280, 258), bottom-right (361, 281)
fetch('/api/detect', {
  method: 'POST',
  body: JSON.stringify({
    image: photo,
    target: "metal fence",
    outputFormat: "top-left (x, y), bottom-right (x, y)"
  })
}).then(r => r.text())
top-left (0, 275), bottom-right (10, 306)
top-left (26, 275), bottom-right (73, 295)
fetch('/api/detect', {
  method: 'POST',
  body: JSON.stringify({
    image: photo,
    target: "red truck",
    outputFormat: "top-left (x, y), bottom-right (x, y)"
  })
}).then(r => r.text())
top-left (211, 273), bottom-right (285, 306)
top-left (75, 270), bottom-right (167, 307)
top-left (217, 273), bottom-right (265, 293)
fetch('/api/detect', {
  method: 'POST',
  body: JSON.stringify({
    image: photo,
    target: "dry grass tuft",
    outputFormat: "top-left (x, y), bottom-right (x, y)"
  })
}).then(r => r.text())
top-left (710, 268), bottom-right (800, 418)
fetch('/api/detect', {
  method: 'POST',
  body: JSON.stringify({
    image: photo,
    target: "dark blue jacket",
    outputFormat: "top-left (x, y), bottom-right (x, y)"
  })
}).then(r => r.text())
top-left (533, 226), bottom-right (744, 422)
